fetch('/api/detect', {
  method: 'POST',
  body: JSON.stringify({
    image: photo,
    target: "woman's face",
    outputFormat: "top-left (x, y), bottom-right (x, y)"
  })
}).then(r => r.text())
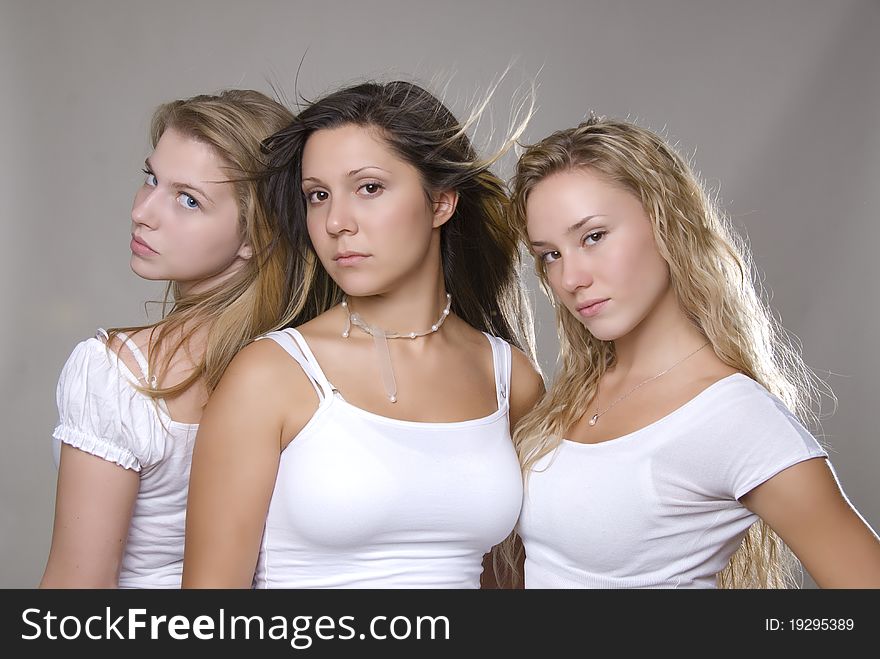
top-left (130, 128), bottom-right (250, 295)
top-left (525, 167), bottom-right (671, 342)
top-left (301, 124), bottom-right (453, 297)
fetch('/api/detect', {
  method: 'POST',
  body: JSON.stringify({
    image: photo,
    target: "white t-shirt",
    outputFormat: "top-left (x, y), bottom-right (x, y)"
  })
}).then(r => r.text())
top-left (517, 374), bottom-right (828, 588)
top-left (52, 331), bottom-right (197, 588)
top-left (252, 328), bottom-right (523, 588)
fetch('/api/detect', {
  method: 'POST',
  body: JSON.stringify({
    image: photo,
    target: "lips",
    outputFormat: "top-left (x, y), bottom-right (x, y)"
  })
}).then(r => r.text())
top-left (333, 251), bottom-right (369, 266)
top-left (130, 235), bottom-right (158, 256)
top-left (576, 298), bottom-right (609, 318)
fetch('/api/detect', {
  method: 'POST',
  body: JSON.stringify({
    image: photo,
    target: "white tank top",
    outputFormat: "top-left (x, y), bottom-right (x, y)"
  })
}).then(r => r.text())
top-left (252, 328), bottom-right (523, 588)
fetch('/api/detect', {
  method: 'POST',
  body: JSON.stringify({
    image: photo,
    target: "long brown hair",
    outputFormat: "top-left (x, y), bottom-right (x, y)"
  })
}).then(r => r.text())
top-left (109, 89), bottom-right (297, 398)
top-left (503, 116), bottom-right (826, 588)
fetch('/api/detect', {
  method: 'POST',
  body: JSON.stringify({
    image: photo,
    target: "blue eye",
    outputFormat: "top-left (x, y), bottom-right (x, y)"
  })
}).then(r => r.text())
top-left (142, 169), bottom-right (157, 187)
top-left (177, 193), bottom-right (199, 210)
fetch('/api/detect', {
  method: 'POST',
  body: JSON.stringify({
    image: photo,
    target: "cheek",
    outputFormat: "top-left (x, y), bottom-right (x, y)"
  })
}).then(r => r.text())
top-left (306, 212), bottom-right (327, 247)
top-left (544, 265), bottom-right (567, 299)
top-left (616, 225), bottom-right (662, 276)
top-left (188, 218), bottom-right (243, 262)
top-left (374, 196), bottom-right (433, 244)
top-left (636, 230), bottom-right (670, 284)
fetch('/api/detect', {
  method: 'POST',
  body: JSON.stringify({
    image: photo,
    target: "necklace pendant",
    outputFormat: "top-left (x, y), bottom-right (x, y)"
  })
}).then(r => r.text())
top-left (340, 293), bottom-right (452, 407)
top-left (589, 413), bottom-right (599, 426)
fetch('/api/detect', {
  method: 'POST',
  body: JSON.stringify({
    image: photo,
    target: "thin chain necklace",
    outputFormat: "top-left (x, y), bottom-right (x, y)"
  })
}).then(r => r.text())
top-left (588, 341), bottom-right (710, 426)
top-left (341, 293), bottom-right (452, 403)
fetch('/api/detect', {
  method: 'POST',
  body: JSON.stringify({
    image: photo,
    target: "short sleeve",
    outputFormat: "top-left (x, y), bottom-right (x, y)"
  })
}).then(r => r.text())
top-left (708, 378), bottom-right (828, 500)
top-left (52, 336), bottom-right (164, 472)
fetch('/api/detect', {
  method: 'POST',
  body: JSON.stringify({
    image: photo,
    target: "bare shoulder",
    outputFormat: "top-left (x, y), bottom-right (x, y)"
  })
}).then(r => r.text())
top-left (213, 335), bottom-right (321, 437)
top-left (510, 345), bottom-right (545, 396)
top-left (682, 354), bottom-right (741, 398)
top-left (703, 350), bottom-right (740, 380)
top-left (699, 363), bottom-right (741, 386)
top-left (220, 336), bottom-right (306, 390)
top-left (509, 345), bottom-right (545, 428)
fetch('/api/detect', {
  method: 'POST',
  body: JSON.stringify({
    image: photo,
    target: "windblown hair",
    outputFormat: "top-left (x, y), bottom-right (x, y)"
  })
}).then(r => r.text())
top-left (108, 89), bottom-right (297, 398)
top-left (501, 116), bottom-right (825, 588)
top-left (263, 80), bottom-right (536, 354)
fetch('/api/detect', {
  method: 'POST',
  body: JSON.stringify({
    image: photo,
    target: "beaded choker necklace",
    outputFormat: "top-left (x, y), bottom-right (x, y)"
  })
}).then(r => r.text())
top-left (341, 293), bottom-right (452, 403)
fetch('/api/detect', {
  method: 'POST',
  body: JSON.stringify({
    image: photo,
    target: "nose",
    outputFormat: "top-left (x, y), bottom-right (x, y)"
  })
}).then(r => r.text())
top-left (324, 195), bottom-right (358, 236)
top-left (559, 254), bottom-right (593, 294)
top-left (131, 186), bottom-right (158, 229)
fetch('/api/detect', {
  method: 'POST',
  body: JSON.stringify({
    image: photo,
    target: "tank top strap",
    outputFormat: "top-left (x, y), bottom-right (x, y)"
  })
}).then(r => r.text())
top-left (255, 329), bottom-right (336, 401)
top-left (482, 333), bottom-right (511, 410)
top-left (99, 327), bottom-right (172, 415)
top-left (99, 328), bottom-right (154, 386)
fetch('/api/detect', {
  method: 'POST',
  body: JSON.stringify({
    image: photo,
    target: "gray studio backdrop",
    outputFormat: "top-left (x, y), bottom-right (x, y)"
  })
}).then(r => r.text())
top-left (2, 0), bottom-right (878, 587)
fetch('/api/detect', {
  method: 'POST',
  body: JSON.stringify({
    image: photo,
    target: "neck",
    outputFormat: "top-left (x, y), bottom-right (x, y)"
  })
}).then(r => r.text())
top-left (611, 286), bottom-right (707, 378)
top-left (343, 276), bottom-right (449, 336)
top-left (175, 258), bottom-right (247, 298)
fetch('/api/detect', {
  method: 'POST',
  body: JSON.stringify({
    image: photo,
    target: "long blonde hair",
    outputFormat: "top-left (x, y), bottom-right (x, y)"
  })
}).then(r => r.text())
top-left (503, 116), bottom-right (825, 588)
top-left (108, 90), bottom-right (297, 397)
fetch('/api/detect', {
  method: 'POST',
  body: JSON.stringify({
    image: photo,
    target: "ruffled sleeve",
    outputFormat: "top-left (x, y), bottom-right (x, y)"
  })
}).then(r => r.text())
top-left (52, 336), bottom-right (166, 472)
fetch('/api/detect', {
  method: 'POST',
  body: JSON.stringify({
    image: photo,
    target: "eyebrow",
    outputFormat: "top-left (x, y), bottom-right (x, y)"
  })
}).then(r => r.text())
top-left (302, 165), bottom-right (392, 184)
top-left (145, 158), bottom-right (214, 204)
top-left (529, 214), bottom-right (604, 247)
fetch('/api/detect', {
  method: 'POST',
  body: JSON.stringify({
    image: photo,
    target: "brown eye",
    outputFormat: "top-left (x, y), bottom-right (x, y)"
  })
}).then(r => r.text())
top-left (583, 231), bottom-right (606, 246)
top-left (358, 182), bottom-right (384, 196)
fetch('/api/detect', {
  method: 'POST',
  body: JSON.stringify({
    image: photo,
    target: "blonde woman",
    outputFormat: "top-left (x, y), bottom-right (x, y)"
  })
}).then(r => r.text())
top-left (505, 117), bottom-right (880, 588)
top-left (40, 90), bottom-right (296, 588)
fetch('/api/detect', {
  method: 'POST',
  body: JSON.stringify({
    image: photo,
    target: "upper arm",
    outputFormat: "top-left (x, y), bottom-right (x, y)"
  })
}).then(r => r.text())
top-left (508, 346), bottom-right (545, 430)
top-left (741, 457), bottom-right (880, 588)
top-left (40, 444), bottom-right (139, 588)
top-left (182, 339), bottom-right (313, 588)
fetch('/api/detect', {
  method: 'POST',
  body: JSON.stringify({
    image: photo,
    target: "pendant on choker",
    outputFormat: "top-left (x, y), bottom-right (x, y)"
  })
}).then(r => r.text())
top-left (341, 293), bottom-right (452, 403)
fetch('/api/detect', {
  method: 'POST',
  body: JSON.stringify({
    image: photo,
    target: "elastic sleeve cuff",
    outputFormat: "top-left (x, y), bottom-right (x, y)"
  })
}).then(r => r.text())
top-left (52, 424), bottom-right (141, 472)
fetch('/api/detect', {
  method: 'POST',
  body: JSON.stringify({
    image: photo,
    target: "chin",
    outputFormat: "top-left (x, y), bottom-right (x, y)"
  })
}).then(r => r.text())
top-left (583, 327), bottom-right (620, 342)
top-left (577, 317), bottom-right (631, 343)
top-left (129, 260), bottom-right (164, 281)
top-left (329, 269), bottom-right (401, 299)
top-left (331, 277), bottom-right (383, 298)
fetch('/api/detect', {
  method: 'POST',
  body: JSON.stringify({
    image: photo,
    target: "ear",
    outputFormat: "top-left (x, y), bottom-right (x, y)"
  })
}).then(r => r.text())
top-left (430, 189), bottom-right (459, 229)
top-left (237, 241), bottom-right (254, 261)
